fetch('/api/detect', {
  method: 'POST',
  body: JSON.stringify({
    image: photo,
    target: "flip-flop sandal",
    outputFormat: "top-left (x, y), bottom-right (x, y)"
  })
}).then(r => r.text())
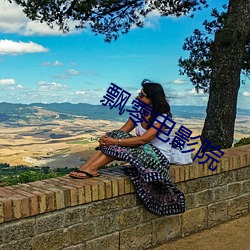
top-left (69, 169), bottom-right (100, 179)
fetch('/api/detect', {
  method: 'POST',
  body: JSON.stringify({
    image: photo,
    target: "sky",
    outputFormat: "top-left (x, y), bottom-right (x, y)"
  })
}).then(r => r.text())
top-left (0, 0), bottom-right (249, 108)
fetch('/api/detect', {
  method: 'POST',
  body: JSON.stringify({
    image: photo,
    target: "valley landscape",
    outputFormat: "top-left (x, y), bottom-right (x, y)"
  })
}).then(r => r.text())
top-left (0, 102), bottom-right (249, 168)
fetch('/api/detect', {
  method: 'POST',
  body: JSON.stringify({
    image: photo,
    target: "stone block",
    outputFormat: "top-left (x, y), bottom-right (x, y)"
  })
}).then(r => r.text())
top-left (175, 182), bottom-right (187, 193)
top-left (62, 244), bottom-right (86, 250)
top-left (235, 168), bottom-right (246, 181)
top-left (185, 178), bottom-right (209, 193)
top-left (208, 201), bottom-right (227, 227)
top-left (213, 185), bottom-right (228, 201)
top-left (115, 206), bottom-right (149, 230)
top-left (194, 189), bottom-right (214, 207)
top-left (245, 166), bottom-right (250, 179)
top-left (120, 222), bottom-right (152, 250)
top-left (181, 206), bottom-right (207, 236)
top-left (36, 212), bottom-right (64, 234)
top-left (228, 195), bottom-right (249, 219)
top-left (67, 222), bottom-right (96, 244)
top-left (228, 182), bottom-right (241, 198)
top-left (241, 179), bottom-right (250, 194)
top-left (84, 194), bottom-right (136, 218)
top-left (185, 193), bottom-right (195, 210)
top-left (152, 214), bottom-right (181, 245)
top-left (86, 232), bottom-right (119, 250)
top-left (32, 228), bottom-right (70, 250)
top-left (2, 218), bottom-right (36, 243)
top-left (0, 238), bottom-right (32, 250)
top-left (64, 207), bottom-right (85, 227)
top-left (93, 213), bottom-right (118, 237)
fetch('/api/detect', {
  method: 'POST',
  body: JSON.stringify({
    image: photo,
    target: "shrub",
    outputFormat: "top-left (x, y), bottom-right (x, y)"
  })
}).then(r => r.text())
top-left (234, 137), bottom-right (250, 147)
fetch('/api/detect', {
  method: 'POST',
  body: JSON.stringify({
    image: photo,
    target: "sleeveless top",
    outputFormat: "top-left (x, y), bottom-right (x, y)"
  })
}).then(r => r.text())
top-left (135, 116), bottom-right (193, 165)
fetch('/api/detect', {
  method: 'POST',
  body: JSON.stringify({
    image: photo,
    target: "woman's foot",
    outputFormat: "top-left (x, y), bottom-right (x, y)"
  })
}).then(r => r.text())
top-left (69, 167), bottom-right (99, 179)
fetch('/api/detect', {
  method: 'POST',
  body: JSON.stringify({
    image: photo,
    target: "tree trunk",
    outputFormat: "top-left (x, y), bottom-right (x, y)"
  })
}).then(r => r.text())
top-left (201, 0), bottom-right (250, 149)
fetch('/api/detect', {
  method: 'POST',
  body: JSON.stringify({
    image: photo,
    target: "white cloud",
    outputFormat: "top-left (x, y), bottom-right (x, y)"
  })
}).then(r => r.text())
top-left (75, 91), bottom-right (86, 95)
top-left (0, 78), bottom-right (16, 85)
top-left (172, 79), bottom-right (185, 84)
top-left (0, 0), bottom-right (83, 36)
top-left (38, 81), bottom-right (68, 91)
top-left (0, 39), bottom-right (48, 55)
top-left (43, 60), bottom-right (63, 66)
top-left (68, 69), bottom-right (80, 76)
top-left (243, 91), bottom-right (250, 97)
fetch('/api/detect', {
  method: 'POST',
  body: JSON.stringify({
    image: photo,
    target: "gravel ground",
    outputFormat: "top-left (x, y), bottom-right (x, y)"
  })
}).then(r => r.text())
top-left (151, 213), bottom-right (250, 250)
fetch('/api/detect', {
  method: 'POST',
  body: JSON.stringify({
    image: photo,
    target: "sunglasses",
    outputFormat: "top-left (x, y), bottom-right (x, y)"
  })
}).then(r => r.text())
top-left (138, 91), bottom-right (146, 98)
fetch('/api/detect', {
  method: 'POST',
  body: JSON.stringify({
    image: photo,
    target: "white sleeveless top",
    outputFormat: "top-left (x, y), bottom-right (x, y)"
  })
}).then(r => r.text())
top-left (135, 117), bottom-right (193, 165)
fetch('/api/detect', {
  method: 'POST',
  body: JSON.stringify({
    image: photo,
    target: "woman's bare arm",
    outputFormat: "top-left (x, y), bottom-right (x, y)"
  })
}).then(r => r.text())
top-left (118, 118), bottom-right (135, 133)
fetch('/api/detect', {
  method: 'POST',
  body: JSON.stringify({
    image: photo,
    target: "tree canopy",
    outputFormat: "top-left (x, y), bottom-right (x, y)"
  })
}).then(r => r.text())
top-left (8, 0), bottom-right (208, 42)
top-left (179, 5), bottom-right (250, 93)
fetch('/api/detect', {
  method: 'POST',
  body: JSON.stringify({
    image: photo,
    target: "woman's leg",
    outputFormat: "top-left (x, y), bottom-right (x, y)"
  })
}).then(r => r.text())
top-left (70, 150), bottom-right (117, 178)
top-left (81, 150), bottom-right (103, 168)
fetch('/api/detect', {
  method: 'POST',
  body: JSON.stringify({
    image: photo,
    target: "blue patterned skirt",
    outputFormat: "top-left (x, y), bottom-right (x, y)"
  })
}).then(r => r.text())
top-left (96, 130), bottom-right (185, 216)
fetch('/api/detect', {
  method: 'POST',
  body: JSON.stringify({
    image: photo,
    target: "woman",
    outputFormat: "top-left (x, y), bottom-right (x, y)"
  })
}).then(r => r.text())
top-left (69, 79), bottom-right (188, 215)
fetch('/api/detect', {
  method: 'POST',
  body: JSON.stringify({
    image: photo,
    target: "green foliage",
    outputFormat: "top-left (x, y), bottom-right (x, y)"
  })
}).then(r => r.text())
top-left (179, 5), bottom-right (250, 92)
top-left (234, 137), bottom-right (250, 147)
top-left (0, 164), bottom-right (78, 187)
top-left (8, 0), bottom-right (208, 42)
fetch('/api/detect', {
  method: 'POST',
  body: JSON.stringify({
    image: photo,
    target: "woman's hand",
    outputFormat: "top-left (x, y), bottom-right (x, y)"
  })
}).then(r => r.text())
top-left (98, 135), bottom-right (117, 147)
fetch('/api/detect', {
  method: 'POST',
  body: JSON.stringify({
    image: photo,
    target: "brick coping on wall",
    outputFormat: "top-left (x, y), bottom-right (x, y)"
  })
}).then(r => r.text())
top-left (0, 145), bottom-right (249, 224)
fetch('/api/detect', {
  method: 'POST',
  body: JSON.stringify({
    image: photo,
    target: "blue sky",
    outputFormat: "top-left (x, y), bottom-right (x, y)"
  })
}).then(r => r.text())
top-left (0, 0), bottom-right (249, 108)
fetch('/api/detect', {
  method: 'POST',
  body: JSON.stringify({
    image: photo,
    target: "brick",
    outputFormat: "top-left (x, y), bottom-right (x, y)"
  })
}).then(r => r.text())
top-left (189, 164), bottom-right (195, 179)
top-left (20, 196), bottom-right (30, 218)
top-left (184, 165), bottom-right (190, 180)
top-left (112, 179), bottom-right (119, 197)
top-left (0, 200), bottom-right (4, 223)
top-left (169, 167), bottom-right (176, 182)
top-left (117, 177), bottom-right (125, 195)
top-left (124, 177), bottom-right (131, 194)
top-left (83, 184), bottom-right (92, 203)
top-left (220, 158), bottom-right (229, 172)
top-left (178, 166), bottom-right (185, 182)
top-left (98, 181), bottom-right (105, 200)
top-left (47, 187), bottom-right (65, 210)
top-left (103, 179), bottom-right (112, 198)
top-left (152, 214), bottom-right (181, 245)
top-left (120, 222), bottom-right (152, 250)
top-left (182, 206), bottom-right (207, 236)
top-left (12, 197), bottom-right (22, 220)
top-left (9, 189), bottom-right (38, 216)
top-left (208, 201), bottom-right (228, 227)
top-left (53, 186), bottom-right (70, 208)
top-left (0, 198), bottom-right (12, 222)
top-left (32, 191), bottom-right (47, 214)
top-left (86, 232), bottom-right (119, 250)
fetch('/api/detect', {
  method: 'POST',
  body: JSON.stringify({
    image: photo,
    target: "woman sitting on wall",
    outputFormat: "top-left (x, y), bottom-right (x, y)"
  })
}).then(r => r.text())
top-left (69, 79), bottom-right (192, 216)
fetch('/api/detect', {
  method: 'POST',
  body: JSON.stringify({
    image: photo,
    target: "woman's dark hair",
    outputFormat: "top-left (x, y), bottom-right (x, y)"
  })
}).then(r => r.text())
top-left (141, 79), bottom-right (172, 128)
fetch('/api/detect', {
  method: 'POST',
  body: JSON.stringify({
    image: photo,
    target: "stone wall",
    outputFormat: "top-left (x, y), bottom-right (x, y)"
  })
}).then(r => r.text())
top-left (0, 145), bottom-right (249, 250)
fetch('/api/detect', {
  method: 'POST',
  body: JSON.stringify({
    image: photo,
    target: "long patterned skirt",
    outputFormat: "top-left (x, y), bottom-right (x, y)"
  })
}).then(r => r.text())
top-left (96, 130), bottom-right (185, 216)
